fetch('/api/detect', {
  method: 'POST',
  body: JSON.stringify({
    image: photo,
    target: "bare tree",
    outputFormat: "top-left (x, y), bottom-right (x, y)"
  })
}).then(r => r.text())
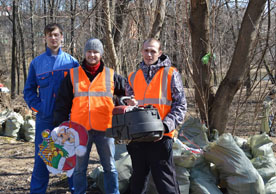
top-left (113, 0), bottom-right (129, 51)
top-left (188, 0), bottom-right (268, 135)
top-left (48, 0), bottom-right (56, 22)
top-left (150, 0), bottom-right (166, 39)
top-left (138, 0), bottom-right (148, 39)
top-left (209, 0), bottom-right (267, 134)
top-left (16, 44), bottom-right (20, 95)
top-left (70, 0), bottom-right (77, 55)
top-left (11, 0), bottom-right (18, 99)
top-left (30, 0), bottom-right (35, 58)
top-left (102, 0), bottom-right (119, 72)
top-left (94, 0), bottom-right (101, 38)
top-left (16, 4), bottom-right (27, 84)
top-left (44, 0), bottom-right (47, 49)
top-left (190, 0), bottom-right (213, 126)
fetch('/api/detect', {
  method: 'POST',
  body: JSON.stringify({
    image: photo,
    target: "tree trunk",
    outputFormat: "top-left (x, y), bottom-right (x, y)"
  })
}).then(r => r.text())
top-left (16, 45), bottom-right (20, 95)
top-left (44, 0), bottom-right (47, 49)
top-left (138, 0), bottom-right (147, 40)
top-left (113, 0), bottom-right (130, 76)
top-left (30, 0), bottom-right (35, 59)
top-left (209, 0), bottom-right (267, 134)
top-left (190, 0), bottom-right (214, 126)
top-left (150, 0), bottom-right (166, 39)
top-left (113, 0), bottom-right (129, 51)
top-left (16, 7), bottom-right (27, 84)
top-left (102, 0), bottom-right (119, 72)
top-left (70, 0), bottom-right (76, 55)
top-left (274, 13), bottom-right (276, 81)
top-left (94, 0), bottom-right (100, 38)
top-left (48, 0), bottom-right (55, 22)
top-left (11, 0), bottom-right (18, 99)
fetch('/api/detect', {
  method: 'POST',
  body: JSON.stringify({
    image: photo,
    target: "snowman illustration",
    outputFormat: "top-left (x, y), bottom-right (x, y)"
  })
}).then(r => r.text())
top-left (38, 121), bottom-right (88, 177)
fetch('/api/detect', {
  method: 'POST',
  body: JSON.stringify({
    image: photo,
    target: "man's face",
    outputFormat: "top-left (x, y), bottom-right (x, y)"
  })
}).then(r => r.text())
top-left (85, 50), bottom-right (101, 66)
top-left (141, 41), bottom-right (162, 66)
top-left (45, 28), bottom-right (63, 51)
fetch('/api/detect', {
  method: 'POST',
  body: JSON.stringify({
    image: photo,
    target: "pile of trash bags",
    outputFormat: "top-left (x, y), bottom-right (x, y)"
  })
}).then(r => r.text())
top-left (0, 110), bottom-right (35, 142)
top-left (90, 117), bottom-right (276, 194)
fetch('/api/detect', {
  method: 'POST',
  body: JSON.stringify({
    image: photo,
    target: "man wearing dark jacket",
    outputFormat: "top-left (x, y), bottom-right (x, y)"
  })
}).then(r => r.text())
top-left (125, 38), bottom-right (187, 194)
top-left (54, 38), bottom-right (125, 194)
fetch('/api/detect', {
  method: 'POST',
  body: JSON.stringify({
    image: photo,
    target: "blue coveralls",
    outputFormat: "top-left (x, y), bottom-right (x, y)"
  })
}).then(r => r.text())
top-left (23, 47), bottom-right (79, 194)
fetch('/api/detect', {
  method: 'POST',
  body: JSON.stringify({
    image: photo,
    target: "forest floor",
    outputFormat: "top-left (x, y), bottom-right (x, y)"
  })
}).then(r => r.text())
top-left (0, 87), bottom-right (276, 194)
top-left (0, 136), bottom-right (102, 194)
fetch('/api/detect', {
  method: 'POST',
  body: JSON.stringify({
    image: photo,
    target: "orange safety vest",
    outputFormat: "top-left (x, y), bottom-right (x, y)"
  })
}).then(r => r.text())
top-left (128, 66), bottom-right (175, 138)
top-left (70, 66), bottom-right (114, 131)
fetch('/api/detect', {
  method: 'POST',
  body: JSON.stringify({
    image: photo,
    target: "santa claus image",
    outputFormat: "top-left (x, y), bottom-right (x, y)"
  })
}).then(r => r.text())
top-left (39, 121), bottom-right (88, 177)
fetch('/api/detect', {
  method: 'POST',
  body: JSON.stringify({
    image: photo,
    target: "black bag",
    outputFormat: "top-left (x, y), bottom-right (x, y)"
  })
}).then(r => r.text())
top-left (106, 105), bottom-right (164, 142)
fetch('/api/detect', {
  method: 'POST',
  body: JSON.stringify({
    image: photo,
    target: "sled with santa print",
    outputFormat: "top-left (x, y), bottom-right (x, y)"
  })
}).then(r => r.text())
top-left (38, 121), bottom-right (88, 177)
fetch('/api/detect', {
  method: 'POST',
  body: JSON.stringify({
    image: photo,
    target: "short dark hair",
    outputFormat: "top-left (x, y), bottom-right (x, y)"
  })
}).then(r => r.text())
top-left (44, 23), bottom-right (63, 36)
top-left (143, 38), bottom-right (162, 51)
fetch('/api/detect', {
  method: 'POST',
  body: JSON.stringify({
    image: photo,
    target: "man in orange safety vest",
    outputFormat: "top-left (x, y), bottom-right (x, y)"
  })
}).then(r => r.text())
top-left (53, 38), bottom-right (126, 194)
top-left (125, 38), bottom-right (187, 194)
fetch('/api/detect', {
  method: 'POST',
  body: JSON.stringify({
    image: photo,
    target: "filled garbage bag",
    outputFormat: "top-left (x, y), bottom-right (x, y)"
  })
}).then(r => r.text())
top-left (265, 176), bottom-right (276, 194)
top-left (21, 116), bottom-right (35, 142)
top-left (178, 117), bottom-right (209, 148)
top-left (248, 134), bottom-right (276, 184)
top-left (189, 156), bottom-right (223, 194)
top-left (4, 112), bottom-right (24, 138)
top-left (90, 153), bottom-right (132, 194)
top-left (204, 133), bottom-right (265, 194)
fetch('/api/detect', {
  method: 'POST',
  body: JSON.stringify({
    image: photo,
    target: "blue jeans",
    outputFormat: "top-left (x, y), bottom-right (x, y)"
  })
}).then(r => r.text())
top-left (73, 130), bottom-right (119, 194)
top-left (30, 119), bottom-right (74, 194)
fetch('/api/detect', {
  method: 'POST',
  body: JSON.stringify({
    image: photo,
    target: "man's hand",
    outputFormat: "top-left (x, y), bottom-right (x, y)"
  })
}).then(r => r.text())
top-left (125, 98), bottom-right (138, 106)
top-left (121, 95), bottom-right (138, 106)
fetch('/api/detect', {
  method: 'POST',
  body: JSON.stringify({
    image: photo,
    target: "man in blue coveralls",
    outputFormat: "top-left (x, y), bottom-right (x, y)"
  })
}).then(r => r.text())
top-left (23, 23), bottom-right (79, 194)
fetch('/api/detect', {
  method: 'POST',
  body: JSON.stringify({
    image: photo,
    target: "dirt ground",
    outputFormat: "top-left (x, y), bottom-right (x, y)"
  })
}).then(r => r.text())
top-left (0, 136), bottom-right (103, 194)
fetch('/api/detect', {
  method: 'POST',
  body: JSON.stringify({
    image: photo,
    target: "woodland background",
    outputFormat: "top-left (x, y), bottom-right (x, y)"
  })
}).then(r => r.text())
top-left (0, 1), bottom-right (276, 193)
top-left (0, 0), bottom-right (275, 135)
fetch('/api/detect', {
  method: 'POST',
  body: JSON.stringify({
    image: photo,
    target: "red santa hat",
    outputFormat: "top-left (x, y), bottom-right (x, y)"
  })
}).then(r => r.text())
top-left (60, 121), bottom-right (88, 156)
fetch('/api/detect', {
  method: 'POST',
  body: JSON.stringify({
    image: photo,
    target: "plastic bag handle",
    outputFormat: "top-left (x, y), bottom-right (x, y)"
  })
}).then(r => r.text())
top-left (120, 96), bottom-right (133, 106)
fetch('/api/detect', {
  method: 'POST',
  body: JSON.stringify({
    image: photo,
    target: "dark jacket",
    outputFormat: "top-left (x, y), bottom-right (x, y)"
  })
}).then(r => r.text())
top-left (53, 60), bottom-right (126, 127)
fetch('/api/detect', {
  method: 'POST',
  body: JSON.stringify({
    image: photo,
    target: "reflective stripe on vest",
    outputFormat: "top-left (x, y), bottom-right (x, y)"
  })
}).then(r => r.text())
top-left (73, 67), bottom-right (113, 98)
top-left (129, 66), bottom-right (175, 138)
top-left (70, 66), bottom-right (114, 131)
top-left (130, 67), bottom-right (172, 106)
